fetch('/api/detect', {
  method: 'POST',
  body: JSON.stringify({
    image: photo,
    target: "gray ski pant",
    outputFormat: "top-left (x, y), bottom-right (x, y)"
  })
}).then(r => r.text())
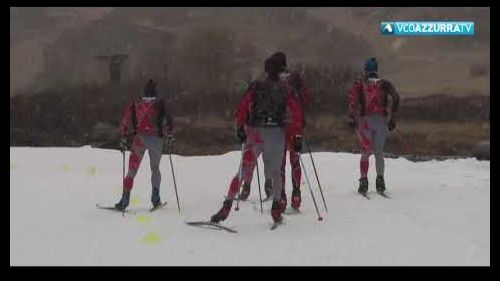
top-left (357, 114), bottom-right (388, 177)
top-left (124, 134), bottom-right (163, 193)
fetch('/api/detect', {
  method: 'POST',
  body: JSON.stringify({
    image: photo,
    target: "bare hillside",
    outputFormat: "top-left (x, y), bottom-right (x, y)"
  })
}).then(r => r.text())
top-left (10, 7), bottom-right (489, 97)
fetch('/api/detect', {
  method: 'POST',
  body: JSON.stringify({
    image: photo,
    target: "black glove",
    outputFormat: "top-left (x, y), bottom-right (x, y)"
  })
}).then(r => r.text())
top-left (119, 137), bottom-right (129, 152)
top-left (163, 134), bottom-right (175, 153)
top-left (388, 118), bottom-right (396, 131)
top-left (348, 117), bottom-right (358, 130)
top-left (236, 126), bottom-right (246, 144)
top-left (294, 135), bottom-right (303, 152)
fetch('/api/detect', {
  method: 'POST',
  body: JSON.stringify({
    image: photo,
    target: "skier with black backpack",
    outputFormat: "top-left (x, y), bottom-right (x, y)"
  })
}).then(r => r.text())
top-left (347, 57), bottom-right (400, 197)
top-left (115, 79), bottom-right (174, 211)
top-left (210, 54), bottom-right (304, 225)
top-left (237, 52), bottom-right (311, 212)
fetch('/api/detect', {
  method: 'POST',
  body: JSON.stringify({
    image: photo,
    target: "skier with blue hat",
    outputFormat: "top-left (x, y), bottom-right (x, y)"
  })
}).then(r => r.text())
top-left (347, 57), bottom-right (400, 197)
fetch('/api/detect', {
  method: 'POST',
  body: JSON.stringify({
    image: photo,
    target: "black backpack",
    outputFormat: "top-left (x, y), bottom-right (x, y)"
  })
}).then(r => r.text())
top-left (250, 78), bottom-right (288, 127)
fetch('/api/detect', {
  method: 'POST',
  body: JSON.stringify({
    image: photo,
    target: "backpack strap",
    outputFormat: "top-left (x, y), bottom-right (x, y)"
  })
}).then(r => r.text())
top-left (131, 98), bottom-right (137, 135)
top-left (155, 98), bottom-right (167, 137)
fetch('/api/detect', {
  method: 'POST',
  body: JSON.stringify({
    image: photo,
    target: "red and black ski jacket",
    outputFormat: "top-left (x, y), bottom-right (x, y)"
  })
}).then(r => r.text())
top-left (347, 75), bottom-right (400, 118)
top-left (235, 77), bottom-right (304, 136)
top-left (120, 97), bottom-right (173, 138)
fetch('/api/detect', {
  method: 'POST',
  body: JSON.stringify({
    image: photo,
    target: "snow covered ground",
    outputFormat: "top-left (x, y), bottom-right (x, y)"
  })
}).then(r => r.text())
top-left (10, 146), bottom-right (490, 266)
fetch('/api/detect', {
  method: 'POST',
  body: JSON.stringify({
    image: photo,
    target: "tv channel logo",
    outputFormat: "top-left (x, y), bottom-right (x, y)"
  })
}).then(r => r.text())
top-left (381, 22), bottom-right (395, 35)
top-left (380, 21), bottom-right (474, 36)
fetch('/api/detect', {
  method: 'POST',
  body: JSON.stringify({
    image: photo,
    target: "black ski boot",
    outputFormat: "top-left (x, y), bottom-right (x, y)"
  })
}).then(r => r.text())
top-left (238, 182), bottom-right (251, 201)
top-left (115, 190), bottom-right (130, 211)
top-left (264, 179), bottom-right (272, 199)
top-left (376, 175), bottom-right (386, 194)
top-left (151, 187), bottom-right (162, 208)
top-left (210, 199), bottom-right (233, 223)
top-left (358, 178), bottom-right (368, 196)
top-left (271, 200), bottom-right (283, 223)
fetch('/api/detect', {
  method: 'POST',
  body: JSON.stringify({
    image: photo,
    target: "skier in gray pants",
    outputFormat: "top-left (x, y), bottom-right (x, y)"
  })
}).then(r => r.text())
top-left (115, 79), bottom-right (173, 211)
top-left (211, 53), bottom-right (304, 224)
top-left (347, 57), bottom-right (400, 196)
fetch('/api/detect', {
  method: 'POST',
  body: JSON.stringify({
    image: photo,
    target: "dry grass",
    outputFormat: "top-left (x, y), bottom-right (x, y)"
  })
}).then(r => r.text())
top-left (304, 117), bottom-right (490, 157)
top-left (168, 114), bottom-right (490, 157)
top-left (10, 70), bottom-right (489, 158)
top-left (394, 121), bottom-right (490, 156)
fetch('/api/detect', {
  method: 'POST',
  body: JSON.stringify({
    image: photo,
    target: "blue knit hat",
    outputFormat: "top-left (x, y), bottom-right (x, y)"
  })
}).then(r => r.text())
top-left (364, 57), bottom-right (378, 73)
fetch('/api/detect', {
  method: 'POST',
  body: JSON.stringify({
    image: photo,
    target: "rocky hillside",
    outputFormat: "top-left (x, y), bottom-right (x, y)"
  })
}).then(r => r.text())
top-left (11, 7), bottom-right (489, 97)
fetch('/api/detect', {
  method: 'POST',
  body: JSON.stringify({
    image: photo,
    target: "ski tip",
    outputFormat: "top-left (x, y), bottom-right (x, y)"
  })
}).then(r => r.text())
top-left (185, 221), bottom-right (237, 233)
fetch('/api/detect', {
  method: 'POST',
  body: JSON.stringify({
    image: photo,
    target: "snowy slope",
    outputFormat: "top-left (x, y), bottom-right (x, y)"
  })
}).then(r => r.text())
top-left (10, 146), bottom-right (490, 266)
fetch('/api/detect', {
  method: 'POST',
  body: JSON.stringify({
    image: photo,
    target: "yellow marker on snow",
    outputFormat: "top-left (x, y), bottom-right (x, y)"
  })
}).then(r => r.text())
top-left (88, 166), bottom-right (97, 176)
top-left (142, 232), bottom-right (161, 245)
top-left (61, 164), bottom-right (71, 172)
top-left (136, 214), bottom-right (152, 224)
top-left (130, 196), bottom-right (140, 206)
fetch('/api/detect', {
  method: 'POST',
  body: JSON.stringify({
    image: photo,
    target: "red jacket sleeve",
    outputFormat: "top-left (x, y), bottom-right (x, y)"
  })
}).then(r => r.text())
top-left (347, 79), bottom-right (362, 118)
top-left (286, 94), bottom-right (304, 135)
top-left (120, 100), bottom-right (135, 137)
top-left (235, 86), bottom-right (256, 128)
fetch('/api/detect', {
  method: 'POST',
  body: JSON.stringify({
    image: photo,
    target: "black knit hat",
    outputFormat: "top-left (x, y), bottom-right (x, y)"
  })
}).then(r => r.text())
top-left (270, 51), bottom-right (287, 69)
top-left (265, 52), bottom-right (287, 75)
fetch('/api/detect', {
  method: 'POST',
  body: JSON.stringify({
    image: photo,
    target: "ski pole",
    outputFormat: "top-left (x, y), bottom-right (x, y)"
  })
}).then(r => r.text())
top-left (121, 149), bottom-right (126, 218)
top-left (167, 138), bottom-right (181, 213)
top-left (235, 143), bottom-right (245, 211)
top-left (303, 135), bottom-right (328, 213)
top-left (298, 154), bottom-right (323, 221)
top-left (256, 157), bottom-right (263, 213)
top-left (122, 150), bottom-right (125, 180)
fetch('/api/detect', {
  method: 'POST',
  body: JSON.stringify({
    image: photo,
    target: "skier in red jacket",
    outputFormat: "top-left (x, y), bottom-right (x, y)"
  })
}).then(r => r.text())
top-left (211, 54), bottom-right (304, 224)
top-left (115, 79), bottom-right (173, 211)
top-left (347, 58), bottom-right (400, 196)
